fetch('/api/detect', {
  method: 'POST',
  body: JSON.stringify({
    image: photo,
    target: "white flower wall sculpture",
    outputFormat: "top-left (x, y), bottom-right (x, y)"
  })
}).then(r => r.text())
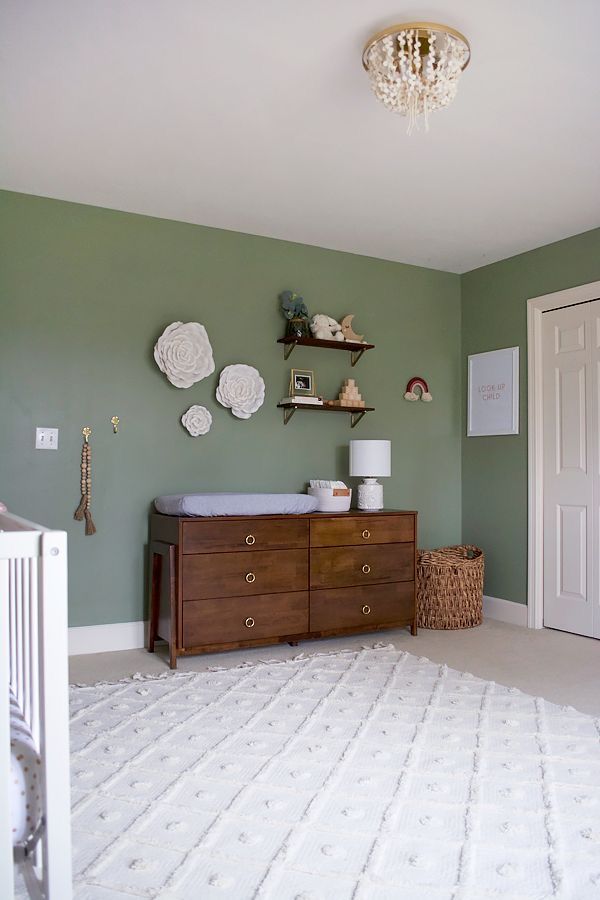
top-left (154, 321), bottom-right (215, 388)
top-left (216, 364), bottom-right (265, 419)
top-left (181, 405), bottom-right (212, 436)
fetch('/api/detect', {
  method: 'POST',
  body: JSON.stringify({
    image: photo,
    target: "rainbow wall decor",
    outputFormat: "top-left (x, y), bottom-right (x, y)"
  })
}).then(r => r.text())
top-left (404, 376), bottom-right (432, 402)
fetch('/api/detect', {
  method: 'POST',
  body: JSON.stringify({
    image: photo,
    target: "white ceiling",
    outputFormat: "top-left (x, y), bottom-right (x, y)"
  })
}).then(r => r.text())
top-left (2, 0), bottom-right (599, 273)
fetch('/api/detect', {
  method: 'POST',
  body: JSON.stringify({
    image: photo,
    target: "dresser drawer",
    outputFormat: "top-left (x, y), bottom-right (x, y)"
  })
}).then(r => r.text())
top-left (183, 549), bottom-right (308, 600)
top-left (310, 582), bottom-right (414, 631)
top-left (310, 515), bottom-right (414, 548)
top-left (310, 543), bottom-right (413, 590)
top-left (182, 518), bottom-right (309, 554)
top-left (183, 592), bottom-right (309, 647)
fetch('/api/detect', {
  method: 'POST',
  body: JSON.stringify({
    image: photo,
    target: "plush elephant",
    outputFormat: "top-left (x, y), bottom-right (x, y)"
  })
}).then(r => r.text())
top-left (310, 314), bottom-right (345, 341)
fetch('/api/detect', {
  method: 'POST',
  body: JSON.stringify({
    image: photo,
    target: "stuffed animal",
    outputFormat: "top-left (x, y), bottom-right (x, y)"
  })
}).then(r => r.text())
top-left (310, 314), bottom-right (345, 341)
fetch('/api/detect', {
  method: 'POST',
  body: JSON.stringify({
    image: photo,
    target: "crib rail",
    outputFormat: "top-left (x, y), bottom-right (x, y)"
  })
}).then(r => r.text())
top-left (0, 511), bottom-right (72, 899)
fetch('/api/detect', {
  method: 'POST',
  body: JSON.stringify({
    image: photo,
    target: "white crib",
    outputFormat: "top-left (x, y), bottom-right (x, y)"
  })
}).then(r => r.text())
top-left (0, 510), bottom-right (72, 899)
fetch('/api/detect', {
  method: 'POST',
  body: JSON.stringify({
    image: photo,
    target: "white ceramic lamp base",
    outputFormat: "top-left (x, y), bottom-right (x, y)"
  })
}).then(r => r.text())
top-left (357, 478), bottom-right (384, 510)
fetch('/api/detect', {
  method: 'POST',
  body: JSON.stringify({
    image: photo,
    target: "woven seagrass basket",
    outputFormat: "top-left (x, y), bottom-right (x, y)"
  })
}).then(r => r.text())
top-left (417, 545), bottom-right (484, 629)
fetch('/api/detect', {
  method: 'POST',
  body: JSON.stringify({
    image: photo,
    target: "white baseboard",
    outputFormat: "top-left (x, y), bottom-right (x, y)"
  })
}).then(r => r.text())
top-left (483, 595), bottom-right (528, 627)
top-left (69, 620), bottom-right (146, 656)
top-left (68, 597), bottom-right (528, 654)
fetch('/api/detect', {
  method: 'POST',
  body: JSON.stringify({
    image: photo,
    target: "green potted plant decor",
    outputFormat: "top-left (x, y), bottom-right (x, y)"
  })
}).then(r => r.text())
top-left (279, 290), bottom-right (310, 339)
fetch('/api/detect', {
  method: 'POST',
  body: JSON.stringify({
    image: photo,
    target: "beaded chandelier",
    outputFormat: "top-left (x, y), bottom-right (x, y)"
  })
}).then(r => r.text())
top-left (362, 22), bottom-right (470, 133)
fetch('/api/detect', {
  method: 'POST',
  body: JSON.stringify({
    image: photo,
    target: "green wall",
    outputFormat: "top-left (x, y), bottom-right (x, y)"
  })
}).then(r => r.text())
top-left (461, 228), bottom-right (600, 605)
top-left (0, 191), bottom-right (462, 627)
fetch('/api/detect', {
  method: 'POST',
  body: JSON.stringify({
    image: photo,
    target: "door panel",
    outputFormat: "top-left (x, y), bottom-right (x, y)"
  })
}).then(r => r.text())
top-left (542, 300), bottom-right (600, 637)
top-left (556, 366), bottom-right (587, 472)
top-left (555, 322), bottom-right (585, 354)
top-left (556, 505), bottom-right (586, 601)
top-left (597, 359), bottom-right (600, 476)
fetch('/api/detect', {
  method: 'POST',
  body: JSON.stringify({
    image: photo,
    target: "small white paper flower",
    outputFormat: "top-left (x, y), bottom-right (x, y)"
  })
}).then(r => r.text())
top-left (154, 321), bottom-right (215, 388)
top-left (181, 405), bottom-right (212, 436)
top-left (216, 364), bottom-right (265, 419)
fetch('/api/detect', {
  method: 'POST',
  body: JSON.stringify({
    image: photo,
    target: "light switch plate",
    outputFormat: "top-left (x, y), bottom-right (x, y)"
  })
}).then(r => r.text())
top-left (35, 427), bottom-right (59, 450)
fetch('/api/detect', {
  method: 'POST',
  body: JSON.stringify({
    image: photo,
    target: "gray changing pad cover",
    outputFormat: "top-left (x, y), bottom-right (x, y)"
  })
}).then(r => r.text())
top-left (155, 492), bottom-right (318, 517)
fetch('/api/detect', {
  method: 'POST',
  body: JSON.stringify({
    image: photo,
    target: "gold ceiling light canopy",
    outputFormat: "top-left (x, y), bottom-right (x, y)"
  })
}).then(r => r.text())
top-left (362, 21), bottom-right (471, 133)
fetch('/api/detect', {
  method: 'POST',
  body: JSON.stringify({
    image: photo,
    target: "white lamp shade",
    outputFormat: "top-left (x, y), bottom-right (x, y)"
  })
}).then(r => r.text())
top-left (349, 440), bottom-right (391, 478)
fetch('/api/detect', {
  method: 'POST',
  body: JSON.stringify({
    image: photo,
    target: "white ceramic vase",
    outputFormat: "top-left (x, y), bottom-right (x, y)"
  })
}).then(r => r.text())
top-left (357, 478), bottom-right (384, 510)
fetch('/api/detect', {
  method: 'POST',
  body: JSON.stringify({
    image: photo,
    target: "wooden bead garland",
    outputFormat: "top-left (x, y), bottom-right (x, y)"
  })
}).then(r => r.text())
top-left (74, 428), bottom-right (96, 535)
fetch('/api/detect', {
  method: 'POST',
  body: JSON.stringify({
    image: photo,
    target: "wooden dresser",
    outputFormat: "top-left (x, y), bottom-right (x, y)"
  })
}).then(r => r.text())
top-left (149, 509), bottom-right (417, 668)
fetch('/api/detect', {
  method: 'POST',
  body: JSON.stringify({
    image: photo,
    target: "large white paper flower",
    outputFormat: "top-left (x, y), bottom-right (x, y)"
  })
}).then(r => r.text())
top-left (181, 405), bottom-right (212, 436)
top-left (154, 321), bottom-right (215, 388)
top-left (216, 364), bottom-right (265, 419)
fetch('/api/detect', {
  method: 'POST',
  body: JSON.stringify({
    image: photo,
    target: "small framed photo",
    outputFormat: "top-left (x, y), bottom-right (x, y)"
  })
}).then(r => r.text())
top-left (290, 368), bottom-right (315, 396)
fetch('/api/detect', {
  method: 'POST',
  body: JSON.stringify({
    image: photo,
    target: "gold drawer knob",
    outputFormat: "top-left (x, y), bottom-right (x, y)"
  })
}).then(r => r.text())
top-left (362, 564), bottom-right (371, 574)
top-left (245, 617), bottom-right (255, 628)
top-left (245, 572), bottom-right (256, 583)
top-left (245, 534), bottom-right (255, 545)
top-left (362, 529), bottom-right (371, 539)
top-left (362, 605), bottom-right (371, 615)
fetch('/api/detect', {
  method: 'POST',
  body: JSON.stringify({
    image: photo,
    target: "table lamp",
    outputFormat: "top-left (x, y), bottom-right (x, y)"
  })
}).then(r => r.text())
top-left (349, 439), bottom-right (391, 510)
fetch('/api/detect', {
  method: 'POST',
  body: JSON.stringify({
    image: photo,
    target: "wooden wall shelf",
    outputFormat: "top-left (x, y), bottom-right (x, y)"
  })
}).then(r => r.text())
top-left (277, 402), bottom-right (375, 428)
top-left (277, 336), bottom-right (375, 366)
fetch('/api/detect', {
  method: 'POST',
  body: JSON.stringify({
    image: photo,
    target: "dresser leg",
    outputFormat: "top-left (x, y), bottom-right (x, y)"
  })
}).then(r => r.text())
top-left (167, 543), bottom-right (178, 669)
top-left (148, 550), bottom-right (161, 653)
top-left (149, 540), bottom-right (178, 669)
top-left (411, 620), bottom-right (418, 636)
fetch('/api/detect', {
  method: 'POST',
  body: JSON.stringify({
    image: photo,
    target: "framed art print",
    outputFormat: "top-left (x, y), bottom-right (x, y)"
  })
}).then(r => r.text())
top-left (467, 347), bottom-right (519, 436)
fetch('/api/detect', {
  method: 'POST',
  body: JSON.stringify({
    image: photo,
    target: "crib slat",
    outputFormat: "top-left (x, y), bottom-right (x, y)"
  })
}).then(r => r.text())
top-left (9, 558), bottom-right (16, 695)
top-left (0, 556), bottom-right (15, 897)
top-left (29, 557), bottom-right (40, 746)
top-left (16, 558), bottom-right (24, 710)
top-left (22, 558), bottom-right (31, 726)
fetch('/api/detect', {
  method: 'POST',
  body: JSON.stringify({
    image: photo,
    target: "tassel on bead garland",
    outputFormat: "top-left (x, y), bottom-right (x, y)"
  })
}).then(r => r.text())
top-left (73, 494), bottom-right (86, 521)
top-left (74, 434), bottom-right (96, 535)
top-left (84, 507), bottom-right (96, 536)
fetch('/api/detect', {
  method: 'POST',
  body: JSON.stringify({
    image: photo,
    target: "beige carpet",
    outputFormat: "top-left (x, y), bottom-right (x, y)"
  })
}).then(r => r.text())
top-left (70, 620), bottom-right (600, 716)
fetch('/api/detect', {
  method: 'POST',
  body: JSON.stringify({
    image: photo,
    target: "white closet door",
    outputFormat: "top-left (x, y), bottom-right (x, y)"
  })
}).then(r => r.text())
top-left (542, 300), bottom-right (600, 637)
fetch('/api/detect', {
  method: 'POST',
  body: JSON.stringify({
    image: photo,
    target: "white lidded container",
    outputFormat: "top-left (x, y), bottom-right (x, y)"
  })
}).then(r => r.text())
top-left (308, 487), bottom-right (352, 512)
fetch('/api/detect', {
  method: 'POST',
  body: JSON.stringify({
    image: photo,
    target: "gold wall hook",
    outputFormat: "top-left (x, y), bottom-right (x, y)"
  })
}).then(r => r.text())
top-left (111, 416), bottom-right (120, 434)
top-left (82, 426), bottom-right (92, 443)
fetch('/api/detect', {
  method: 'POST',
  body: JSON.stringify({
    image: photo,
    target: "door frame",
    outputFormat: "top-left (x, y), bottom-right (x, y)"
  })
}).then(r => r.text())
top-left (527, 279), bottom-right (600, 628)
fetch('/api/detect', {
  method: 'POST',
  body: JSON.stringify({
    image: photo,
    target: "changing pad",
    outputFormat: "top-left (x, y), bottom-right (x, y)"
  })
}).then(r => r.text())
top-left (10, 689), bottom-right (42, 845)
top-left (154, 492), bottom-right (319, 517)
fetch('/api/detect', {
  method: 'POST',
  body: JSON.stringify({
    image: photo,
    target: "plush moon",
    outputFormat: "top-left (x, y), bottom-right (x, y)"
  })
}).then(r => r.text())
top-left (340, 315), bottom-right (364, 343)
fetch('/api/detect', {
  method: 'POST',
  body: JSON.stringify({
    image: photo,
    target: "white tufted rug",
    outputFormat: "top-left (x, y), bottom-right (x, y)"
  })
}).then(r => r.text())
top-left (67, 646), bottom-right (600, 899)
